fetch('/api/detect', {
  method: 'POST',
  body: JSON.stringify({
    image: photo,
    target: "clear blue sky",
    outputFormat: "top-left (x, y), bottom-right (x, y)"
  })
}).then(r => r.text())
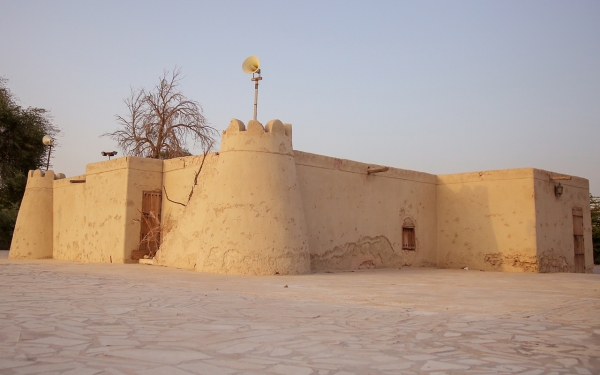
top-left (1, 1), bottom-right (599, 195)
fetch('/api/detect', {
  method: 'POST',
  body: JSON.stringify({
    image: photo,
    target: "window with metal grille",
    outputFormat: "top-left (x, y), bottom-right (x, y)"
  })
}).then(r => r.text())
top-left (402, 217), bottom-right (416, 250)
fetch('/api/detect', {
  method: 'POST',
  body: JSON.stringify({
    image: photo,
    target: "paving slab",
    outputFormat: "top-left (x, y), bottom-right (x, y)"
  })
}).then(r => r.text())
top-left (0, 258), bottom-right (599, 374)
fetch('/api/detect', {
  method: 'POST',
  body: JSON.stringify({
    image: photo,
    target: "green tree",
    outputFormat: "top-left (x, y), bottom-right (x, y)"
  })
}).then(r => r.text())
top-left (0, 78), bottom-right (60, 249)
top-left (592, 194), bottom-right (600, 264)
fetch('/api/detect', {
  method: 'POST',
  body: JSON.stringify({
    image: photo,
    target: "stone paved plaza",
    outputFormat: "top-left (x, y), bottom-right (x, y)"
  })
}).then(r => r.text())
top-left (1, 254), bottom-right (599, 375)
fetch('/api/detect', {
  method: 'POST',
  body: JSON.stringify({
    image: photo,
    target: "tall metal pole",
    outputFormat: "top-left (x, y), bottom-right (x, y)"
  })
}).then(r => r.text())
top-left (251, 70), bottom-right (262, 121)
top-left (253, 80), bottom-right (259, 121)
top-left (46, 145), bottom-right (52, 171)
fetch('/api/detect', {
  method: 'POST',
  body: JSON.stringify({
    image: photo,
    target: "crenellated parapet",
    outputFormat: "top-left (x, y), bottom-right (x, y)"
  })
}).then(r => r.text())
top-left (9, 169), bottom-right (64, 259)
top-left (220, 119), bottom-right (294, 155)
top-left (24, 169), bottom-right (66, 188)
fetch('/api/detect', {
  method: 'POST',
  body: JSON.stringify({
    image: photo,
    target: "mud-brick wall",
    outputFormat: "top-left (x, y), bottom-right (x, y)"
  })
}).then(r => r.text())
top-left (53, 175), bottom-right (87, 261)
top-left (161, 154), bottom-right (219, 235)
top-left (437, 169), bottom-right (538, 272)
top-left (81, 157), bottom-right (162, 263)
top-left (81, 158), bottom-right (130, 263)
top-left (156, 153), bottom-right (218, 269)
top-left (294, 151), bottom-right (438, 271)
top-left (533, 169), bottom-right (592, 273)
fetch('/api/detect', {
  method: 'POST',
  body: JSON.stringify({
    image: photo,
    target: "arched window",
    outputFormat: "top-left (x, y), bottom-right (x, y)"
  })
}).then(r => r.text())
top-left (402, 217), bottom-right (416, 250)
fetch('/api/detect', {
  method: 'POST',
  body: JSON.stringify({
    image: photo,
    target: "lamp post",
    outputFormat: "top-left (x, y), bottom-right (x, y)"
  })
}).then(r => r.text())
top-left (42, 135), bottom-right (54, 171)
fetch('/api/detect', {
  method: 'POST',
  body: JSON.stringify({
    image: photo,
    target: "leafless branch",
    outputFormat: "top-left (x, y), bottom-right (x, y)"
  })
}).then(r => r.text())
top-left (187, 141), bottom-right (213, 204)
top-left (163, 186), bottom-right (186, 207)
top-left (102, 68), bottom-right (217, 159)
top-left (137, 209), bottom-right (161, 258)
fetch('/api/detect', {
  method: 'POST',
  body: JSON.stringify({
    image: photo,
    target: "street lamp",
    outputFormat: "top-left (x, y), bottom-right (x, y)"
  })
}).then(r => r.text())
top-left (42, 135), bottom-right (54, 171)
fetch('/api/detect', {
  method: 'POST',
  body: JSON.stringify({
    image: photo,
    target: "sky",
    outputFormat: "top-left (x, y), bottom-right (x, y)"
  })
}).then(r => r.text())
top-left (1, 1), bottom-right (599, 195)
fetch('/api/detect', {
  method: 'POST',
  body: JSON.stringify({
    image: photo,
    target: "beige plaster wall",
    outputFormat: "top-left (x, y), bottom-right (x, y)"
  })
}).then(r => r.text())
top-left (437, 169), bottom-right (538, 272)
top-left (532, 169), bottom-right (593, 273)
top-left (81, 157), bottom-right (162, 263)
top-left (81, 159), bottom-right (129, 263)
top-left (295, 151), bottom-right (438, 271)
top-left (9, 170), bottom-right (60, 259)
top-left (53, 175), bottom-right (87, 261)
top-left (157, 153), bottom-right (219, 269)
top-left (161, 154), bottom-right (219, 236)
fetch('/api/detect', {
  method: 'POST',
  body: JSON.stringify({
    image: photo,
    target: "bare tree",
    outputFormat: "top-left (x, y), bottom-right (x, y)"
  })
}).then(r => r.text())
top-left (104, 68), bottom-right (217, 159)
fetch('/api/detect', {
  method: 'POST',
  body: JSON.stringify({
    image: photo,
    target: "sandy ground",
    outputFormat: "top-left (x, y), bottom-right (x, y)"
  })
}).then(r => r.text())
top-left (0, 257), bottom-right (599, 374)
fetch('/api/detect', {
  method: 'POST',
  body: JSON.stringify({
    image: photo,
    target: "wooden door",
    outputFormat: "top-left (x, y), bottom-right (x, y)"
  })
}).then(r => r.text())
top-left (133, 191), bottom-right (162, 260)
top-left (572, 207), bottom-right (585, 273)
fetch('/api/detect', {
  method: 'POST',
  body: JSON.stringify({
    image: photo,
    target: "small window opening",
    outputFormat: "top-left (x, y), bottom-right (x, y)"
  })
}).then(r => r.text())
top-left (402, 217), bottom-right (416, 250)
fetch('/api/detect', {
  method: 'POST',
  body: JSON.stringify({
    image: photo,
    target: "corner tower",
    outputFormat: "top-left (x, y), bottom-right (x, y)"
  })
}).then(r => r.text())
top-left (10, 170), bottom-right (64, 259)
top-left (158, 119), bottom-right (311, 275)
top-left (196, 118), bottom-right (310, 275)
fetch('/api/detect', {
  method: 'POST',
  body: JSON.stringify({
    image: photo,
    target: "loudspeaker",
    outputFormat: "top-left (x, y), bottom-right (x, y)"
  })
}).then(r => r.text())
top-left (242, 56), bottom-right (260, 74)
